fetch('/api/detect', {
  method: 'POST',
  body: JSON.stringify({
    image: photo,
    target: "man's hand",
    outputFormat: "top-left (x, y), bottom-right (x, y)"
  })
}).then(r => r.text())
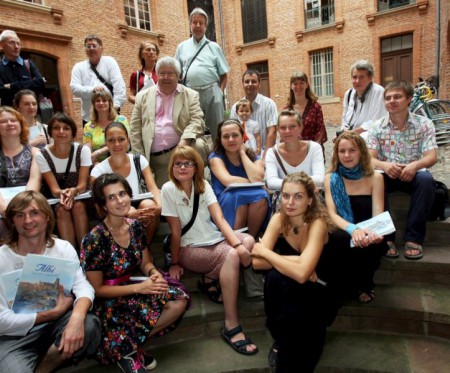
top-left (58, 311), bottom-right (85, 359)
top-left (399, 163), bottom-right (417, 182)
top-left (4, 84), bottom-right (11, 89)
top-left (383, 162), bottom-right (405, 179)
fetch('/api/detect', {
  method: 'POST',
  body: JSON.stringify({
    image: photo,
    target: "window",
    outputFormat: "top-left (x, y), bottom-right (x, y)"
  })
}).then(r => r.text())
top-left (241, 0), bottom-right (267, 43)
top-left (310, 49), bottom-right (334, 97)
top-left (18, 0), bottom-right (43, 3)
top-left (378, 0), bottom-right (416, 11)
top-left (305, 0), bottom-right (335, 29)
top-left (124, 0), bottom-right (151, 31)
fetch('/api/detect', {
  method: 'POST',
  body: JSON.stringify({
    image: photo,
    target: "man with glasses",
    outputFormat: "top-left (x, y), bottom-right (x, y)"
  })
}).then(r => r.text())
top-left (70, 35), bottom-right (126, 124)
top-left (0, 30), bottom-right (45, 106)
top-left (366, 80), bottom-right (437, 261)
top-left (130, 56), bottom-right (210, 188)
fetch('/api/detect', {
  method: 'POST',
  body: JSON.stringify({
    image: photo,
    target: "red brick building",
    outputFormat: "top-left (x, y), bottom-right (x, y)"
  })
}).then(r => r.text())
top-left (0, 0), bottom-right (448, 130)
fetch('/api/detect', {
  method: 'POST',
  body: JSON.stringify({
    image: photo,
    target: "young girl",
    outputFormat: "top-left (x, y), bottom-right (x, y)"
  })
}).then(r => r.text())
top-left (235, 99), bottom-right (261, 155)
top-left (252, 172), bottom-right (336, 372)
top-left (36, 113), bottom-right (91, 248)
top-left (81, 174), bottom-right (189, 372)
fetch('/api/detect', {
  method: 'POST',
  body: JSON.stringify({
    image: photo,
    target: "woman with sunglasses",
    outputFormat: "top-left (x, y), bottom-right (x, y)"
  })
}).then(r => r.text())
top-left (161, 145), bottom-right (258, 356)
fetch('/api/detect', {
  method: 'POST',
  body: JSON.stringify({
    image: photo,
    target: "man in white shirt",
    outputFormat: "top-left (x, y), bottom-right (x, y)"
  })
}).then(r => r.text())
top-left (341, 60), bottom-right (386, 135)
top-left (70, 35), bottom-right (126, 124)
top-left (230, 70), bottom-right (278, 158)
top-left (0, 191), bottom-right (100, 372)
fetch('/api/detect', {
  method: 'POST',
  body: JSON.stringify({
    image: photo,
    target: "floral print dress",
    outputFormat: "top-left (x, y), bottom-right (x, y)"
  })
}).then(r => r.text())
top-left (81, 218), bottom-right (189, 364)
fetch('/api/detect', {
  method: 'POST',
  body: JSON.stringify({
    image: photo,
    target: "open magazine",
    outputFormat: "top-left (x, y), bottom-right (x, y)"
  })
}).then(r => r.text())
top-left (11, 254), bottom-right (79, 314)
top-left (350, 211), bottom-right (396, 247)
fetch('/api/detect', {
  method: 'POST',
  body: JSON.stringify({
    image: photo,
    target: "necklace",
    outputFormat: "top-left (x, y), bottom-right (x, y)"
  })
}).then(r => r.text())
top-left (292, 222), bottom-right (306, 235)
top-left (106, 219), bottom-right (131, 247)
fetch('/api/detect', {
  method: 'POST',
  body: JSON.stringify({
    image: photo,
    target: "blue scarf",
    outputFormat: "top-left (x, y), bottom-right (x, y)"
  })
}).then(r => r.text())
top-left (330, 164), bottom-right (364, 223)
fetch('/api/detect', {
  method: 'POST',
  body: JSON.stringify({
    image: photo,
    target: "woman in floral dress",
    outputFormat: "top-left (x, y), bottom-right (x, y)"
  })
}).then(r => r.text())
top-left (81, 173), bottom-right (190, 373)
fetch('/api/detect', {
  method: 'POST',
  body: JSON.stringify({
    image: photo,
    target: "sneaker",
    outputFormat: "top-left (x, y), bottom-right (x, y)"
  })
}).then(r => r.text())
top-left (138, 349), bottom-right (158, 371)
top-left (117, 351), bottom-right (147, 373)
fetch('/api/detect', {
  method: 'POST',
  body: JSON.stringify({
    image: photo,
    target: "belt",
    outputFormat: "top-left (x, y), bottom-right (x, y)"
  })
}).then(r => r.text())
top-left (188, 82), bottom-right (217, 91)
top-left (150, 144), bottom-right (177, 157)
top-left (103, 274), bottom-right (130, 285)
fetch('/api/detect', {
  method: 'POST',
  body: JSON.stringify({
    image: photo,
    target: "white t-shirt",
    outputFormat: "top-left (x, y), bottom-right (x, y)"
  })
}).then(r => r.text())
top-left (161, 180), bottom-right (223, 247)
top-left (265, 141), bottom-right (325, 191)
top-left (90, 154), bottom-right (149, 197)
top-left (0, 239), bottom-right (94, 336)
top-left (36, 143), bottom-right (92, 174)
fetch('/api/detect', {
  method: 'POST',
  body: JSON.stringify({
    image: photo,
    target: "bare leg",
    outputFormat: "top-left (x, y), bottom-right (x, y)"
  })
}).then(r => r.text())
top-left (139, 199), bottom-right (161, 244)
top-left (220, 249), bottom-right (257, 353)
top-left (56, 206), bottom-right (76, 248)
top-left (234, 205), bottom-right (248, 229)
top-left (246, 199), bottom-right (268, 238)
top-left (35, 344), bottom-right (64, 373)
top-left (72, 201), bottom-right (90, 248)
top-left (149, 299), bottom-right (187, 336)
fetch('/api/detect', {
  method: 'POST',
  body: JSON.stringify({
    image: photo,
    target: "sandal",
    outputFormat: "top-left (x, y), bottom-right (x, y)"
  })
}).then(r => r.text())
top-left (220, 324), bottom-right (258, 355)
top-left (403, 242), bottom-right (423, 260)
top-left (385, 241), bottom-right (399, 259)
top-left (268, 341), bottom-right (278, 367)
top-left (358, 290), bottom-right (375, 304)
top-left (197, 275), bottom-right (223, 304)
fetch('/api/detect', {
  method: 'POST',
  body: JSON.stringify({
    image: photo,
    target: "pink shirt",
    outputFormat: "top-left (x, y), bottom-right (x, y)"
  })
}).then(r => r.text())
top-left (151, 87), bottom-right (181, 152)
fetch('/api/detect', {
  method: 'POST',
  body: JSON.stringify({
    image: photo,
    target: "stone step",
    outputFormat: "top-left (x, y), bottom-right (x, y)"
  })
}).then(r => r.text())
top-left (60, 329), bottom-right (450, 372)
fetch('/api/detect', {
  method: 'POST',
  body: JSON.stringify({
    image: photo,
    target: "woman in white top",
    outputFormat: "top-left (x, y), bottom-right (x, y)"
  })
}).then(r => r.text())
top-left (13, 89), bottom-right (50, 149)
top-left (266, 110), bottom-right (325, 205)
top-left (161, 145), bottom-right (258, 356)
top-left (90, 121), bottom-right (161, 243)
top-left (36, 113), bottom-right (91, 249)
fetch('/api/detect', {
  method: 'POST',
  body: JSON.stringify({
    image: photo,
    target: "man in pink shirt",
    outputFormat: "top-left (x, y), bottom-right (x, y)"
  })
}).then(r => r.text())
top-left (130, 56), bottom-right (210, 187)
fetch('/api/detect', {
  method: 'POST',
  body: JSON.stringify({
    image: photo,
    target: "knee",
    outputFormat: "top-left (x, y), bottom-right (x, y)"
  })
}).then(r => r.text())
top-left (225, 249), bottom-right (240, 266)
top-left (82, 314), bottom-right (101, 355)
top-left (72, 201), bottom-right (87, 215)
top-left (55, 205), bottom-right (69, 219)
top-left (242, 235), bottom-right (255, 252)
top-left (165, 299), bottom-right (188, 317)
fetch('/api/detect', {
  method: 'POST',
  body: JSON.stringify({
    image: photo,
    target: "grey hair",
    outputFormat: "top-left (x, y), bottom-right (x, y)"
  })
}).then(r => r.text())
top-left (350, 60), bottom-right (374, 77)
top-left (190, 7), bottom-right (208, 25)
top-left (0, 30), bottom-right (19, 42)
top-left (156, 56), bottom-right (181, 78)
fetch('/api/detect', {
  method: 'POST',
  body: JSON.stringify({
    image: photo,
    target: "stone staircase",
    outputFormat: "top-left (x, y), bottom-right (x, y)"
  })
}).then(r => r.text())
top-left (61, 194), bottom-right (450, 373)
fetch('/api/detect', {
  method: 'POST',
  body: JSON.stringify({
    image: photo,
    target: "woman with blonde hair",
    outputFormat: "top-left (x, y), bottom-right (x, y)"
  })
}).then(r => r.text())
top-left (83, 91), bottom-right (128, 164)
top-left (128, 41), bottom-right (159, 104)
top-left (285, 72), bottom-right (327, 153)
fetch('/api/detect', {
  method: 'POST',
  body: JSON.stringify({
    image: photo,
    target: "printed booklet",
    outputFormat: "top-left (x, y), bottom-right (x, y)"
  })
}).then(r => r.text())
top-left (0, 269), bottom-right (22, 309)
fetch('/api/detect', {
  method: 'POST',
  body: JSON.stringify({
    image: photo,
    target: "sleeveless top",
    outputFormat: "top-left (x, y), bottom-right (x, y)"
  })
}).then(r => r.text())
top-left (1, 145), bottom-right (33, 187)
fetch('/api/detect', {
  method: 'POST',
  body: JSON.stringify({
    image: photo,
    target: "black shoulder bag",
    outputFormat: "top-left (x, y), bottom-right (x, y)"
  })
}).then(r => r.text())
top-left (133, 153), bottom-right (148, 193)
top-left (0, 150), bottom-right (8, 188)
top-left (163, 193), bottom-right (200, 269)
top-left (90, 64), bottom-right (114, 97)
top-left (180, 41), bottom-right (209, 85)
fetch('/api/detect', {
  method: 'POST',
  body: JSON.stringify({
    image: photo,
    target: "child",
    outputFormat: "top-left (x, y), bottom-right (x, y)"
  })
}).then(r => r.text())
top-left (235, 99), bottom-right (262, 155)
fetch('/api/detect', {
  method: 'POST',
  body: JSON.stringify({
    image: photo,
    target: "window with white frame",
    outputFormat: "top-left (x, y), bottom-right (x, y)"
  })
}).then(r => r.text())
top-left (124, 0), bottom-right (151, 31)
top-left (18, 0), bottom-right (44, 4)
top-left (304, 0), bottom-right (335, 29)
top-left (310, 49), bottom-right (334, 97)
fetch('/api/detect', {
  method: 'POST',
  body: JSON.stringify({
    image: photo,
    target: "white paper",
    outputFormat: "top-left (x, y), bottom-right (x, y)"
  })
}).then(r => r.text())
top-left (0, 186), bottom-right (26, 201)
top-left (190, 227), bottom-right (249, 247)
top-left (350, 211), bottom-right (396, 247)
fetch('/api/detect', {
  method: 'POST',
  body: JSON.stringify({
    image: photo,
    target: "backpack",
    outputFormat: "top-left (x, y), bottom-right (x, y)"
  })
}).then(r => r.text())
top-left (428, 180), bottom-right (449, 221)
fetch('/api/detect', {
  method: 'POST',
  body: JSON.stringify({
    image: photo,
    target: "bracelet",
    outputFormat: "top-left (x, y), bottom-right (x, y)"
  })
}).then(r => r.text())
top-left (147, 267), bottom-right (157, 276)
top-left (232, 242), bottom-right (242, 248)
top-left (345, 223), bottom-right (359, 236)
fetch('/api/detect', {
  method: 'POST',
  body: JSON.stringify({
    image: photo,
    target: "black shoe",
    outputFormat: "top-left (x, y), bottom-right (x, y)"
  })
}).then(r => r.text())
top-left (117, 351), bottom-right (147, 373)
top-left (138, 349), bottom-right (158, 371)
top-left (268, 342), bottom-right (278, 368)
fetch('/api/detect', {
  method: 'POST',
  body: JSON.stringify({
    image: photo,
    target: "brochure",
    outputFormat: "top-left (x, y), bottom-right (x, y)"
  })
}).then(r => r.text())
top-left (0, 186), bottom-right (26, 201)
top-left (222, 182), bottom-right (265, 194)
top-left (12, 254), bottom-right (79, 314)
top-left (0, 269), bottom-right (22, 309)
top-left (190, 227), bottom-right (249, 248)
top-left (350, 211), bottom-right (396, 247)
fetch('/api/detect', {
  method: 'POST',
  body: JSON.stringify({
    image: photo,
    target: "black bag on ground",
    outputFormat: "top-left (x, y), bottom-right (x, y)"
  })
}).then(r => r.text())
top-left (428, 180), bottom-right (449, 221)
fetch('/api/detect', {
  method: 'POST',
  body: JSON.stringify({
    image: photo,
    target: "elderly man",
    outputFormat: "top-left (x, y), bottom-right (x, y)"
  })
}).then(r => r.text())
top-left (130, 56), bottom-right (210, 188)
top-left (366, 80), bottom-right (438, 260)
top-left (175, 7), bottom-right (229, 139)
top-left (70, 35), bottom-right (126, 124)
top-left (0, 30), bottom-right (45, 107)
top-left (230, 69), bottom-right (278, 158)
top-left (341, 60), bottom-right (386, 135)
top-left (0, 191), bottom-right (100, 372)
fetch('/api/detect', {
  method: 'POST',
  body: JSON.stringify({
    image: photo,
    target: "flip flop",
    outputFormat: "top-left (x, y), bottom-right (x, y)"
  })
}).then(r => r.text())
top-left (385, 241), bottom-right (399, 259)
top-left (403, 242), bottom-right (423, 260)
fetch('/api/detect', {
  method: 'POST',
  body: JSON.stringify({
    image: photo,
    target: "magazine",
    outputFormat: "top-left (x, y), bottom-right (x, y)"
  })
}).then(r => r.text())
top-left (0, 186), bottom-right (26, 201)
top-left (190, 227), bottom-right (249, 248)
top-left (47, 191), bottom-right (153, 205)
top-left (222, 182), bottom-right (265, 194)
top-left (12, 254), bottom-right (79, 314)
top-left (0, 269), bottom-right (22, 309)
top-left (350, 211), bottom-right (396, 247)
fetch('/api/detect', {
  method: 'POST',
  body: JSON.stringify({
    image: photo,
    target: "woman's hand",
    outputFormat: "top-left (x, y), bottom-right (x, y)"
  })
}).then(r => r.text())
top-left (169, 264), bottom-right (184, 280)
top-left (59, 188), bottom-right (78, 210)
top-left (128, 207), bottom-right (158, 227)
top-left (251, 242), bottom-right (266, 259)
top-left (236, 244), bottom-right (252, 267)
top-left (29, 134), bottom-right (47, 147)
top-left (352, 229), bottom-right (381, 248)
top-left (137, 274), bottom-right (169, 295)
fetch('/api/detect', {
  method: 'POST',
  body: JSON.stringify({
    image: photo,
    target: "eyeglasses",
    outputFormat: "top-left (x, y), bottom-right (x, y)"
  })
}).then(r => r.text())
top-left (158, 72), bottom-right (176, 78)
top-left (6, 41), bottom-right (21, 47)
top-left (173, 161), bottom-right (195, 168)
top-left (85, 44), bottom-right (100, 49)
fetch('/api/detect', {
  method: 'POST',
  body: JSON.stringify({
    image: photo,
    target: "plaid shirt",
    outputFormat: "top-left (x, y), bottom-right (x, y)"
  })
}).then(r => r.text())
top-left (366, 112), bottom-right (437, 164)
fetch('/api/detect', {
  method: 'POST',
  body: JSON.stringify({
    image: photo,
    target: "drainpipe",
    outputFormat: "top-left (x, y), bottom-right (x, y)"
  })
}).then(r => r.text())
top-left (436, 0), bottom-right (441, 97)
top-left (218, 0), bottom-right (229, 111)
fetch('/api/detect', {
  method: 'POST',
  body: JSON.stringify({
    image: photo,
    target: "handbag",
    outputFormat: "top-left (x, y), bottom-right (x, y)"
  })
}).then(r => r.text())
top-left (163, 193), bottom-right (200, 269)
top-left (133, 153), bottom-right (148, 194)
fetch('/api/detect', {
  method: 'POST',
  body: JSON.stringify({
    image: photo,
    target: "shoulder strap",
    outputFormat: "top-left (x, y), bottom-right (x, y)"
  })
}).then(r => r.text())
top-left (40, 148), bottom-right (57, 175)
top-left (75, 144), bottom-right (83, 169)
top-left (133, 153), bottom-right (143, 183)
top-left (90, 64), bottom-right (113, 93)
top-left (273, 146), bottom-right (288, 176)
top-left (182, 41), bottom-right (210, 85)
top-left (181, 193), bottom-right (200, 236)
top-left (347, 89), bottom-right (353, 106)
top-left (136, 70), bottom-right (140, 93)
top-left (24, 59), bottom-right (32, 77)
top-left (63, 144), bottom-right (75, 180)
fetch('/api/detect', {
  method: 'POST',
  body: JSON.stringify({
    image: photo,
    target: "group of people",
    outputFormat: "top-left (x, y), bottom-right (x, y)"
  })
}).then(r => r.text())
top-left (0, 7), bottom-right (440, 373)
